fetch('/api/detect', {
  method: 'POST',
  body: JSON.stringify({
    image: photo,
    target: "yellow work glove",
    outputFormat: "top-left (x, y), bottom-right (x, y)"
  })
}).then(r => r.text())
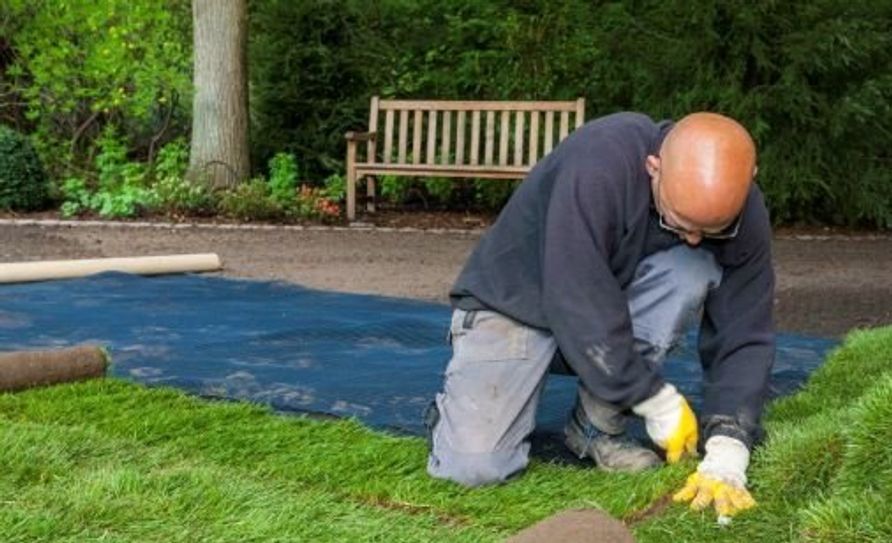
top-left (631, 384), bottom-right (698, 463)
top-left (673, 435), bottom-right (756, 520)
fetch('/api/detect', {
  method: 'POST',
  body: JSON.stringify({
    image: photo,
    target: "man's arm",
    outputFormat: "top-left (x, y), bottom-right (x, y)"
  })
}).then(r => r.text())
top-left (698, 188), bottom-right (776, 448)
top-left (674, 189), bottom-right (774, 520)
top-left (540, 161), bottom-right (664, 409)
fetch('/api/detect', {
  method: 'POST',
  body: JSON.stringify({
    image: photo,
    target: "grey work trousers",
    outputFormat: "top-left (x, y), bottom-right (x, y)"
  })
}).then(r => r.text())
top-left (427, 244), bottom-right (722, 487)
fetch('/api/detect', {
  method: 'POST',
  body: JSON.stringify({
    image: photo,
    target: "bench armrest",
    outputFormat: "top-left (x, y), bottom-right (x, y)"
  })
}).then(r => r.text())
top-left (345, 131), bottom-right (377, 142)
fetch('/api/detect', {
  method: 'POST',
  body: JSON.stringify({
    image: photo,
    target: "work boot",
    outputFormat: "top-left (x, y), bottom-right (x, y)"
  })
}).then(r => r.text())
top-left (563, 401), bottom-right (663, 472)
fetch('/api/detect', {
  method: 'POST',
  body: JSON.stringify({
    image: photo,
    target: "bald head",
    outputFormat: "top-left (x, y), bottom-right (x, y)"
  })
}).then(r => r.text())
top-left (651, 112), bottom-right (756, 232)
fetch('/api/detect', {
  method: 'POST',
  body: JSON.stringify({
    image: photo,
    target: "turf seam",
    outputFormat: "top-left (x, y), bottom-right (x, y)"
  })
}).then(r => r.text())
top-left (622, 492), bottom-right (676, 526)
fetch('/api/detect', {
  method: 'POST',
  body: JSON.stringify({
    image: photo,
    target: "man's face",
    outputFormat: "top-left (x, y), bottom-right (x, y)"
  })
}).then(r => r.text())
top-left (645, 155), bottom-right (743, 247)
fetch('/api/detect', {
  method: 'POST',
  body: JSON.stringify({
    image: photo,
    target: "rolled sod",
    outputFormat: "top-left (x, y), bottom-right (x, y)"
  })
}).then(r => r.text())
top-left (506, 509), bottom-right (635, 543)
top-left (0, 345), bottom-right (109, 392)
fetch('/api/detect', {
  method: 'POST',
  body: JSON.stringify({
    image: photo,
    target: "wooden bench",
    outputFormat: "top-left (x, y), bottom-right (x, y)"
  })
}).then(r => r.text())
top-left (344, 97), bottom-right (586, 221)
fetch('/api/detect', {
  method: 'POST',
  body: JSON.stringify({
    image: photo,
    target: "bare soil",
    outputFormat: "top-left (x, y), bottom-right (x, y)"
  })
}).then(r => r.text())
top-left (2, 221), bottom-right (891, 337)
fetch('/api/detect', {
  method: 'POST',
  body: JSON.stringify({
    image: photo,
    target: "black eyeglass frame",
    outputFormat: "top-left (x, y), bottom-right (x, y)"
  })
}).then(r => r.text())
top-left (657, 211), bottom-right (742, 240)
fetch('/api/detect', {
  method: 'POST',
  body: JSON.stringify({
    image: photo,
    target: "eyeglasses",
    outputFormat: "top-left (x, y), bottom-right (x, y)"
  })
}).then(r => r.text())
top-left (658, 212), bottom-right (742, 240)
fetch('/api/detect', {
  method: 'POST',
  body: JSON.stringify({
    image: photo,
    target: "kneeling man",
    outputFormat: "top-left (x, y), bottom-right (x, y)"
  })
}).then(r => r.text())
top-left (426, 111), bottom-right (774, 519)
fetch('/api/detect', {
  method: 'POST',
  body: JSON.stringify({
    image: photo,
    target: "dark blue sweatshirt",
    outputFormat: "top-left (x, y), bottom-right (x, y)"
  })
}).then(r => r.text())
top-left (450, 112), bottom-right (776, 447)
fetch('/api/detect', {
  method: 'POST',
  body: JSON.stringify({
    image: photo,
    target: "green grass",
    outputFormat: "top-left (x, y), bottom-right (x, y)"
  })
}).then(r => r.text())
top-left (1, 326), bottom-right (891, 542)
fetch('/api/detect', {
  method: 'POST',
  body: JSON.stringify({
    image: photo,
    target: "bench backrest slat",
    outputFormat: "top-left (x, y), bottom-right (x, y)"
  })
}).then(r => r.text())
top-left (499, 112), bottom-right (510, 166)
top-left (441, 111), bottom-right (451, 165)
top-left (383, 109), bottom-right (394, 164)
top-left (529, 112), bottom-right (539, 164)
top-left (398, 110), bottom-right (408, 164)
top-left (426, 111), bottom-right (437, 165)
top-left (513, 112), bottom-right (525, 167)
top-left (412, 110), bottom-right (423, 164)
top-left (484, 111), bottom-right (495, 166)
top-left (544, 111), bottom-right (554, 156)
top-left (455, 111), bottom-right (466, 165)
top-left (470, 111), bottom-right (481, 166)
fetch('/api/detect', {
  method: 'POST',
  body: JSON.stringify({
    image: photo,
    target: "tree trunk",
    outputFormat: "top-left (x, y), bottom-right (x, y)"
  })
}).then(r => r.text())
top-left (188, 0), bottom-right (249, 188)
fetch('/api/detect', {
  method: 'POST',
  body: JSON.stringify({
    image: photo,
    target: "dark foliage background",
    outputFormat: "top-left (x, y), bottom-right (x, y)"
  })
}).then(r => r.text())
top-left (249, 0), bottom-right (892, 226)
top-left (3, 0), bottom-right (890, 226)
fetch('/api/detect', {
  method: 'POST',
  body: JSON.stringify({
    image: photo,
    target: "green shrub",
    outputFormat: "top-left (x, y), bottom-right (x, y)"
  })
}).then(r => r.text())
top-left (268, 152), bottom-right (299, 208)
top-left (151, 140), bottom-right (216, 216)
top-left (154, 138), bottom-right (189, 181)
top-left (474, 180), bottom-right (519, 210)
top-left (59, 177), bottom-right (91, 218)
top-left (423, 178), bottom-right (454, 206)
top-left (3, 0), bottom-right (191, 177)
top-left (295, 185), bottom-right (341, 222)
top-left (378, 175), bottom-right (412, 205)
top-left (216, 153), bottom-right (341, 223)
top-left (58, 126), bottom-right (158, 218)
top-left (217, 179), bottom-right (283, 221)
top-left (0, 125), bottom-right (50, 211)
top-left (323, 173), bottom-right (346, 202)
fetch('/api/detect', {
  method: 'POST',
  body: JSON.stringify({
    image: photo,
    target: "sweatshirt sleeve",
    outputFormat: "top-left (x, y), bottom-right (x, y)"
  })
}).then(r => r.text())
top-left (541, 161), bottom-right (664, 409)
top-left (698, 190), bottom-right (776, 449)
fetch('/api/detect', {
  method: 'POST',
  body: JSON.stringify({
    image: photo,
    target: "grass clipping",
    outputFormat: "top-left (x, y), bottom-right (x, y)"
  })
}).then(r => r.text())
top-left (0, 326), bottom-right (890, 542)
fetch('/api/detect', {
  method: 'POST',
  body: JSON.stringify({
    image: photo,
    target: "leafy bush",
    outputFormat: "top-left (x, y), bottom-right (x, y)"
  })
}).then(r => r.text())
top-left (216, 153), bottom-right (342, 222)
top-left (474, 180), bottom-right (519, 210)
top-left (322, 173), bottom-right (346, 202)
top-left (217, 178), bottom-right (283, 221)
top-left (3, 0), bottom-right (192, 176)
top-left (423, 178), bottom-right (454, 205)
top-left (268, 152), bottom-right (299, 208)
top-left (378, 175), bottom-right (412, 204)
top-left (59, 178), bottom-right (92, 218)
top-left (152, 139), bottom-right (216, 216)
top-left (0, 125), bottom-right (50, 211)
top-left (295, 185), bottom-right (341, 222)
top-left (59, 126), bottom-right (157, 218)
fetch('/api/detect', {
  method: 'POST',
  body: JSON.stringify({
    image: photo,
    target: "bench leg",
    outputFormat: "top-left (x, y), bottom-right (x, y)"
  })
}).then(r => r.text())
top-left (346, 142), bottom-right (357, 221)
top-left (366, 176), bottom-right (376, 213)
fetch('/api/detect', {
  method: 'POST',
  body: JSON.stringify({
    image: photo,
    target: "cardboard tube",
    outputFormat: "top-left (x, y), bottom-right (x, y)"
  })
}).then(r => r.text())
top-left (0, 345), bottom-right (109, 392)
top-left (0, 253), bottom-right (222, 284)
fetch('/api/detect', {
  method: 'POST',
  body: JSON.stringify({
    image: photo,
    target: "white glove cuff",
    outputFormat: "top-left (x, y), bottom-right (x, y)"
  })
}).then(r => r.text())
top-left (632, 383), bottom-right (680, 418)
top-left (698, 436), bottom-right (750, 488)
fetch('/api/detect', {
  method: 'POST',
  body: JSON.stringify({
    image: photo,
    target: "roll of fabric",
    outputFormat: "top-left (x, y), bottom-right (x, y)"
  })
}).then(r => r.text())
top-left (0, 345), bottom-right (109, 391)
top-left (0, 253), bottom-right (222, 284)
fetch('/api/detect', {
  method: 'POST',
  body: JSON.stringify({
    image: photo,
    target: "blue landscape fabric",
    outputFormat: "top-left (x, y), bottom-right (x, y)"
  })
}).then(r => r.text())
top-left (0, 273), bottom-right (837, 439)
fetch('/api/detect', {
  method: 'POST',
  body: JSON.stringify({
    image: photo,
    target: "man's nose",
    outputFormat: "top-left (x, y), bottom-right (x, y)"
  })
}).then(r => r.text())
top-left (682, 232), bottom-right (702, 246)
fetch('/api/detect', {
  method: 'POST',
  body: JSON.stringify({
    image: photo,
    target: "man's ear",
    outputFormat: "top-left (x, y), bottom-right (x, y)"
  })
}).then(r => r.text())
top-left (753, 164), bottom-right (759, 178)
top-left (646, 155), bottom-right (660, 177)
